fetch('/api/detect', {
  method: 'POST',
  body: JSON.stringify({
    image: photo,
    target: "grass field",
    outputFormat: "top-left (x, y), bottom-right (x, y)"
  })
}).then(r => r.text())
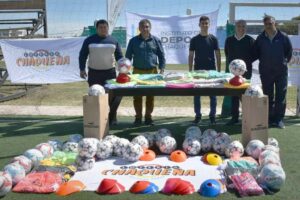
top-left (0, 115), bottom-right (300, 200)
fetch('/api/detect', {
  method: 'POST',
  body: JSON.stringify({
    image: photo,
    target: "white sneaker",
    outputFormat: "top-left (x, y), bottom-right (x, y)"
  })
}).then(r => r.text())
top-left (277, 121), bottom-right (285, 129)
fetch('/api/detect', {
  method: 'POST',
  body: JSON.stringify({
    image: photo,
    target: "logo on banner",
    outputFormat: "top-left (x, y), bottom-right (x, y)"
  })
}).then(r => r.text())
top-left (161, 30), bottom-right (199, 49)
top-left (16, 49), bottom-right (70, 71)
top-left (289, 48), bottom-right (300, 68)
top-left (101, 164), bottom-right (196, 180)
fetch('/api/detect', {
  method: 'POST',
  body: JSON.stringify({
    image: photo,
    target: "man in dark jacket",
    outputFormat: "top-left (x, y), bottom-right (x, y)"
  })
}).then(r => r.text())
top-left (253, 15), bottom-right (293, 129)
top-left (225, 20), bottom-right (255, 125)
top-left (79, 19), bottom-right (123, 125)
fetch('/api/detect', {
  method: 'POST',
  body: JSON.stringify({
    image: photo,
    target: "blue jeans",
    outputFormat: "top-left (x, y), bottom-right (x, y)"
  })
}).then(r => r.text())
top-left (194, 96), bottom-right (217, 118)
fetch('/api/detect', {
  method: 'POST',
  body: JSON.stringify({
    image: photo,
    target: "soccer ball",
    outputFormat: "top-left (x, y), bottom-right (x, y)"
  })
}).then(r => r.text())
top-left (259, 150), bottom-right (281, 167)
top-left (201, 136), bottom-right (214, 152)
top-left (0, 171), bottom-right (12, 197)
top-left (35, 143), bottom-right (54, 158)
top-left (117, 58), bottom-right (132, 73)
top-left (75, 156), bottom-right (95, 171)
top-left (113, 138), bottom-right (130, 157)
top-left (268, 137), bottom-right (279, 148)
top-left (4, 163), bottom-right (26, 185)
top-left (131, 135), bottom-right (149, 149)
top-left (244, 85), bottom-right (264, 97)
top-left (122, 143), bottom-right (143, 162)
top-left (68, 134), bottom-right (83, 143)
top-left (155, 128), bottom-right (172, 146)
top-left (11, 156), bottom-right (32, 174)
top-left (103, 135), bottom-right (119, 144)
top-left (182, 137), bottom-right (201, 155)
top-left (225, 140), bottom-right (244, 158)
top-left (23, 149), bottom-right (44, 168)
top-left (141, 132), bottom-right (155, 147)
top-left (229, 59), bottom-right (247, 76)
top-left (78, 138), bottom-right (99, 158)
top-left (47, 139), bottom-right (63, 151)
top-left (88, 84), bottom-right (105, 96)
top-left (245, 140), bottom-right (265, 159)
top-left (158, 136), bottom-right (177, 154)
top-left (63, 142), bottom-right (79, 153)
top-left (185, 126), bottom-right (202, 140)
top-left (202, 129), bottom-right (218, 139)
top-left (213, 132), bottom-right (231, 155)
top-left (258, 164), bottom-right (286, 191)
top-left (96, 140), bottom-right (113, 160)
top-left (263, 144), bottom-right (280, 154)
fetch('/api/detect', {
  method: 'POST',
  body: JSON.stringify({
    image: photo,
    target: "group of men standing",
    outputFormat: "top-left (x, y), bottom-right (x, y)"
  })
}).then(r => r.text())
top-left (79, 15), bottom-right (292, 129)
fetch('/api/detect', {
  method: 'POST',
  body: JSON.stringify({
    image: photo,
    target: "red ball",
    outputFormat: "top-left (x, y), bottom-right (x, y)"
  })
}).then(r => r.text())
top-left (229, 76), bottom-right (244, 86)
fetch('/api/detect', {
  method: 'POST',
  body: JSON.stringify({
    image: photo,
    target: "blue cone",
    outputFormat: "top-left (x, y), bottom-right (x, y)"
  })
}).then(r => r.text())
top-left (199, 179), bottom-right (221, 197)
top-left (139, 182), bottom-right (159, 194)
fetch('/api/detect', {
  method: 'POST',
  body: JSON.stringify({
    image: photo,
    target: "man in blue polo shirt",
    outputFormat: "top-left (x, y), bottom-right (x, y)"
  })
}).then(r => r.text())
top-left (253, 15), bottom-right (292, 129)
top-left (126, 19), bottom-right (166, 126)
top-left (189, 16), bottom-right (221, 125)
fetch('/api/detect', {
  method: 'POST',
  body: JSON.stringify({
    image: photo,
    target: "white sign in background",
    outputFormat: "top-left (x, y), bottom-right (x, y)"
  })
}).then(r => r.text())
top-left (126, 10), bottom-right (219, 64)
top-left (71, 156), bottom-right (223, 191)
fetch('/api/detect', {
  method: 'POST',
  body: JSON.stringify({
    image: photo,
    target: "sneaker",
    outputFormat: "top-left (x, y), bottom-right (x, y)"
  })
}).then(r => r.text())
top-left (209, 116), bottom-right (216, 125)
top-left (145, 118), bottom-right (154, 126)
top-left (226, 118), bottom-right (239, 125)
top-left (277, 120), bottom-right (285, 129)
top-left (193, 117), bottom-right (201, 124)
top-left (133, 118), bottom-right (142, 126)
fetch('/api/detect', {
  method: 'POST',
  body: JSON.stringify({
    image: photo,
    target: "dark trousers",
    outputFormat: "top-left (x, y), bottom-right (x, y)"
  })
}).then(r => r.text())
top-left (194, 96), bottom-right (217, 118)
top-left (261, 72), bottom-right (288, 123)
top-left (88, 68), bottom-right (122, 121)
top-left (231, 96), bottom-right (241, 120)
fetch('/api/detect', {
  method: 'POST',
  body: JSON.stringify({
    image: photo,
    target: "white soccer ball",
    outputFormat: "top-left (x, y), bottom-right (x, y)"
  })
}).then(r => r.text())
top-left (131, 135), bottom-right (149, 149)
top-left (47, 139), bottom-right (63, 151)
top-left (117, 58), bottom-right (132, 73)
top-left (259, 150), bottom-right (281, 167)
top-left (103, 135), bottom-right (119, 144)
top-left (35, 143), bottom-right (54, 158)
top-left (201, 136), bottom-right (214, 152)
top-left (185, 126), bottom-right (202, 140)
top-left (245, 140), bottom-right (265, 159)
top-left (202, 129), bottom-right (218, 139)
top-left (268, 137), bottom-right (279, 148)
top-left (88, 84), bottom-right (105, 96)
top-left (229, 59), bottom-right (247, 76)
top-left (263, 144), bottom-right (280, 154)
top-left (155, 128), bottom-right (172, 146)
top-left (23, 149), bottom-right (44, 168)
top-left (62, 142), bottom-right (79, 153)
top-left (96, 140), bottom-right (113, 160)
top-left (225, 140), bottom-right (244, 158)
top-left (244, 85), bottom-right (264, 97)
top-left (141, 132), bottom-right (155, 147)
top-left (123, 143), bottom-right (143, 162)
top-left (11, 156), bottom-right (32, 174)
top-left (75, 156), bottom-right (95, 171)
top-left (4, 163), bottom-right (26, 185)
top-left (158, 136), bottom-right (177, 154)
top-left (182, 137), bottom-right (201, 155)
top-left (213, 132), bottom-right (231, 155)
top-left (0, 171), bottom-right (12, 197)
top-left (258, 164), bottom-right (286, 191)
top-left (113, 138), bottom-right (130, 157)
top-left (78, 138), bottom-right (99, 158)
top-left (68, 134), bottom-right (83, 143)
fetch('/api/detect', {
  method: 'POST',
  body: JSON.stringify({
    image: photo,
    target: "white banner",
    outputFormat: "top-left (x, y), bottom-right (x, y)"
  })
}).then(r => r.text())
top-left (126, 10), bottom-right (219, 64)
top-left (0, 37), bottom-right (85, 84)
top-left (71, 156), bottom-right (223, 191)
top-left (250, 35), bottom-right (300, 86)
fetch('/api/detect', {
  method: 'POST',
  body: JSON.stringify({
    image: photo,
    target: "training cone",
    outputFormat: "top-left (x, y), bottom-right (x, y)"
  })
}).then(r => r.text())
top-left (140, 182), bottom-right (159, 194)
top-left (56, 180), bottom-right (85, 196)
top-left (96, 179), bottom-right (124, 194)
top-left (162, 178), bottom-right (194, 195)
top-left (203, 153), bottom-right (223, 166)
top-left (139, 149), bottom-right (156, 161)
top-left (162, 178), bottom-right (181, 194)
top-left (170, 150), bottom-right (187, 163)
top-left (130, 181), bottom-right (150, 193)
top-left (199, 179), bottom-right (221, 197)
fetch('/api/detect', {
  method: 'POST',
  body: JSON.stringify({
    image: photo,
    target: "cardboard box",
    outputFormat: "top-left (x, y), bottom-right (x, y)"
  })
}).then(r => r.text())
top-left (83, 94), bottom-right (109, 139)
top-left (242, 95), bottom-right (269, 146)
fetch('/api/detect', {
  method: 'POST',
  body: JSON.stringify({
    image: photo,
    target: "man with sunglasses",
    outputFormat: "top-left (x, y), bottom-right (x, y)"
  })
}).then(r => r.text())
top-left (253, 15), bottom-right (293, 129)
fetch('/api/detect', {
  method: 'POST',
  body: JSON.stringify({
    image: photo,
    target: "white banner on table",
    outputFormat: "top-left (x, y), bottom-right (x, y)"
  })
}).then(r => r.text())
top-left (71, 156), bottom-right (223, 191)
top-left (0, 37), bottom-right (85, 84)
top-left (126, 10), bottom-right (219, 64)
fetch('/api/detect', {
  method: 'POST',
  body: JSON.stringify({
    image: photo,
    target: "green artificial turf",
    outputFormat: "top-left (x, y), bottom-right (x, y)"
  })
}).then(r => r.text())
top-left (0, 115), bottom-right (300, 200)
